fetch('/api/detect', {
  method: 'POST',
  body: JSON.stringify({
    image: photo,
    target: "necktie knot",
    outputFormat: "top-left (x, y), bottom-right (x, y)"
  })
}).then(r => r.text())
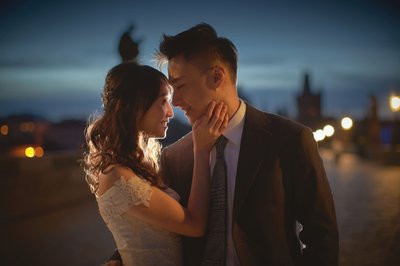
top-left (216, 135), bottom-right (228, 159)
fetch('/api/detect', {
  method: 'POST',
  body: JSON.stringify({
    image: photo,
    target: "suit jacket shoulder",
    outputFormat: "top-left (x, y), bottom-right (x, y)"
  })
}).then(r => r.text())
top-left (245, 103), bottom-right (311, 149)
top-left (160, 132), bottom-right (194, 204)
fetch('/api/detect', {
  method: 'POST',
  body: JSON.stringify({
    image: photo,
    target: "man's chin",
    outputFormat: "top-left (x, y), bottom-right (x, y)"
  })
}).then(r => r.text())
top-left (184, 112), bottom-right (202, 126)
top-left (186, 116), bottom-right (196, 126)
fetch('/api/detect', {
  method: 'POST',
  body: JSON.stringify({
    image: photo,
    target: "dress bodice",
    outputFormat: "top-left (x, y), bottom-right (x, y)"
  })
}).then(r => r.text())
top-left (96, 176), bottom-right (183, 266)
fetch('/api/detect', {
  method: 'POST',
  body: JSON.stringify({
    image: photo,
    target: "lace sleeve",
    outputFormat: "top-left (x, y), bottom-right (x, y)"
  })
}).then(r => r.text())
top-left (97, 175), bottom-right (153, 220)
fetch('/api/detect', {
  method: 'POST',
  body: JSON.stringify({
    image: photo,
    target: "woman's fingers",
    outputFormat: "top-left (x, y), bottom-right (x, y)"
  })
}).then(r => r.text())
top-left (212, 104), bottom-right (227, 132)
top-left (195, 100), bottom-right (228, 133)
top-left (206, 101), bottom-right (217, 120)
top-left (192, 100), bottom-right (229, 151)
top-left (209, 102), bottom-right (224, 128)
top-left (221, 112), bottom-right (229, 132)
top-left (192, 116), bottom-right (202, 130)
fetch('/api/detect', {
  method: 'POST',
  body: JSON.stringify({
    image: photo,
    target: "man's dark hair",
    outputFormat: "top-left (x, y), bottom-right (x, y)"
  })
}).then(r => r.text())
top-left (156, 23), bottom-right (238, 82)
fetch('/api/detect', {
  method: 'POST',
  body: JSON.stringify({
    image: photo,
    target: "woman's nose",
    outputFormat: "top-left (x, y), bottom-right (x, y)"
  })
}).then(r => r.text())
top-left (167, 102), bottom-right (174, 118)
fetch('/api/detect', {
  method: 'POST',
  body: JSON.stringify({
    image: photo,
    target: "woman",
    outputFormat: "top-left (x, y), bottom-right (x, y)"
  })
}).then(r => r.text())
top-left (83, 62), bottom-right (228, 265)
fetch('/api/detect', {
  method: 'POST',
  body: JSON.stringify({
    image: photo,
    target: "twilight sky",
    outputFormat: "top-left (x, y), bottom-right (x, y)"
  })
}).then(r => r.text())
top-left (0, 0), bottom-right (399, 121)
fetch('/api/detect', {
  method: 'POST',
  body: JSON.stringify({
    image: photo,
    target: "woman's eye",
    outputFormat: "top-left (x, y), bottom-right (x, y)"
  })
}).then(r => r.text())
top-left (162, 98), bottom-right (170, 104)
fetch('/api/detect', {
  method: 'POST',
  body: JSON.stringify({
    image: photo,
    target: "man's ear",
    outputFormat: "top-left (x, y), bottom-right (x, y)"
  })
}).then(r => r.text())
top-left (206, 66), bottom-right (225, 90)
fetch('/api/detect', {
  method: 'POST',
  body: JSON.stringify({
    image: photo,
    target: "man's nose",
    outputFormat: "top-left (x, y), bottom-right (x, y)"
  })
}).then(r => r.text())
top-left (172, 91), bottom-right (181, 107)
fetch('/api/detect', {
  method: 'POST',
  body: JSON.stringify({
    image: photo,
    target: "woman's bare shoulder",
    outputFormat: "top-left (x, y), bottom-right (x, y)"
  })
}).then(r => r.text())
top-left (97, 164), bottom-right (133, 195)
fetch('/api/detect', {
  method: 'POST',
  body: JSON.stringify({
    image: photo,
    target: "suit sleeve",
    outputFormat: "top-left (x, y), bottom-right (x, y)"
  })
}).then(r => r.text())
top-left (294, 127), bottom-right (339, 266)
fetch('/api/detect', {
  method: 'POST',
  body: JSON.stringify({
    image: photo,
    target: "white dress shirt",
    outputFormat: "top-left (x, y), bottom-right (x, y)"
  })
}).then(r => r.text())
top-left (210, 100), bottom-right (246, 266)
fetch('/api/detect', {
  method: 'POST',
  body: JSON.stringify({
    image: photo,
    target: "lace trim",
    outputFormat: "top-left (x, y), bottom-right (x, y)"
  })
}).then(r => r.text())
top-left (97, 176), bottom-right (153, 221)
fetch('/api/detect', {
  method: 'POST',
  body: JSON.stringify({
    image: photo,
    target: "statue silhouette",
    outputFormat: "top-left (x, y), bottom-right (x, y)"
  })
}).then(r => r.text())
top-left (118, 24), bottom-right (141, 62)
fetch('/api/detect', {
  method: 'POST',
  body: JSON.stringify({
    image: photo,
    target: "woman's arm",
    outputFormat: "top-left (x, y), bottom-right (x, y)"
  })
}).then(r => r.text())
top-left (134, 101), bottom-right (228, 236)
top-left (99, 101), bottom-right (228, 237)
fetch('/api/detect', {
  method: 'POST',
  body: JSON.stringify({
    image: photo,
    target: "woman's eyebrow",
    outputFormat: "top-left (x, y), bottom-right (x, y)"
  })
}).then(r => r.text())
top-left (159, 92), bottom-right (172, 99)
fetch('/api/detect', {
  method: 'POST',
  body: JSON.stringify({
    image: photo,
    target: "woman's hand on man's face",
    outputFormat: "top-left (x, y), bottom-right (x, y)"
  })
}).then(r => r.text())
top-left (192, 101), bottom-right (228, 152)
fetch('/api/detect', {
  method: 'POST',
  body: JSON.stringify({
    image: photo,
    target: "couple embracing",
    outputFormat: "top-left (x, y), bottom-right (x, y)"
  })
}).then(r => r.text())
top-left (83, 23), bottom-right (338, 266)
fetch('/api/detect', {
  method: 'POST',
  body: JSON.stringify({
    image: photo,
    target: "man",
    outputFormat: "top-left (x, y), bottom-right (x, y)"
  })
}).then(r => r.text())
top-left (107, 23), bottom-right (338, 266)
top-left (158, 23), bottom-right (338, 266)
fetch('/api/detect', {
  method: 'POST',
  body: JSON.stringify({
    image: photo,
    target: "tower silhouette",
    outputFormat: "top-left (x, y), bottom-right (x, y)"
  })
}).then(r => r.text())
top-left (297, 72), bottom-right (322, 129)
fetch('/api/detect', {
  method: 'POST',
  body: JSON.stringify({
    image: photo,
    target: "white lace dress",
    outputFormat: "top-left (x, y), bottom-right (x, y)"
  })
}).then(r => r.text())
top-left (96, 175), bottom-right (183, 266)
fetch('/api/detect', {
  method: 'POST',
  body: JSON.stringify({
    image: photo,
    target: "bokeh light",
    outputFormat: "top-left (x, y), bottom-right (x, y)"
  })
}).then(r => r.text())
top-left (25, 147), bottom-right (35, 158)
top-left (341, 117), bottom-right (353, 130)
top-left (390, 95), bottom-right (400, 112)
top-left (0, 125), bottom-right (8, 135)
top-left (313, 129), bottom-right (326, 142)
top-left (35, 146), bottom-right (44, 157)
top-left (323, 125), bottom-right (335, 137)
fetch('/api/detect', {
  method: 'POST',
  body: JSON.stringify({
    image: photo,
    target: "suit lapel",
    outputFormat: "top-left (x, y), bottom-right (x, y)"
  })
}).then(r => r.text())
top-left (233, 104), bottom-right (273, 220)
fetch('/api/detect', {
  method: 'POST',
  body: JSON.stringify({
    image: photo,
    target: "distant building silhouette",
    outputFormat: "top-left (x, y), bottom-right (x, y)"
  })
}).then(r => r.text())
top-left (44, 119), bottom-right (86, 151)
top-left (0, 114), bottom-right (49, 154)
top-left (296, 72), bottom-right (322, 129)
top-left (366, 95), bottom-right (381, 148)
top-left (118, 24), bottom-right (141, 62)
top-left (0, 115), bottom-right (86, 156)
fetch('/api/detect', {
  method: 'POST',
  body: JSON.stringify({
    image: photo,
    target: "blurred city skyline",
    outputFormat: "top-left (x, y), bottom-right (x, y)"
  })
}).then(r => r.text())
top-left (1, 0), bottom-right (399, 122)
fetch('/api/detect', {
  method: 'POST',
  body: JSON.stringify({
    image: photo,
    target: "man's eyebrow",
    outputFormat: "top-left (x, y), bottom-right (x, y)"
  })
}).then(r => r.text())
top-left (168, 76), bottom-right (181, 84)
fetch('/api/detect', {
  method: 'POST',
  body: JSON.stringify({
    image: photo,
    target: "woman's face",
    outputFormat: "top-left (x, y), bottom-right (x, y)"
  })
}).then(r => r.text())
top-left (139, 82), bottom-right (174, 139)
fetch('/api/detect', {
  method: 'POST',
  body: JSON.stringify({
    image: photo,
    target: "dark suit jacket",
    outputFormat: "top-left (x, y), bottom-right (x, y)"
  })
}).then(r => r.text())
top-left (160, 103), bottom-right (339, 266)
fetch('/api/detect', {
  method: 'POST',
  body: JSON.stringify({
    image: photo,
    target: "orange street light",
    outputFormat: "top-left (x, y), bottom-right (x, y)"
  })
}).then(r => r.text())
top-left (0, 125), bottom-right (8, 135)
top-left (25, 147), bottom-right (35, 158)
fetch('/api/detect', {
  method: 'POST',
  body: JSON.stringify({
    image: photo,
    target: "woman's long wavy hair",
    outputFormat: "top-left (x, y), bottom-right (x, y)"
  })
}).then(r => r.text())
top-left (83, 62), bottom-right (170, 194)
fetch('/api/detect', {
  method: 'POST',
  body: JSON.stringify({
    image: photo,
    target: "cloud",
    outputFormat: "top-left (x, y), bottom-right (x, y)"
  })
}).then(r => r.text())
top-left (239, 54), bottom-right (290, 67)
top-left (330, 70), bottom-right (400, 89)
top-left (0, 51), bottom-right (114, 69)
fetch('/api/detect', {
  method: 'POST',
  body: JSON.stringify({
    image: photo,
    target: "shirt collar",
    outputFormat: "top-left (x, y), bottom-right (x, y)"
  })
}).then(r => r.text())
top-left (223, 99), bottom-right (246, 147)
